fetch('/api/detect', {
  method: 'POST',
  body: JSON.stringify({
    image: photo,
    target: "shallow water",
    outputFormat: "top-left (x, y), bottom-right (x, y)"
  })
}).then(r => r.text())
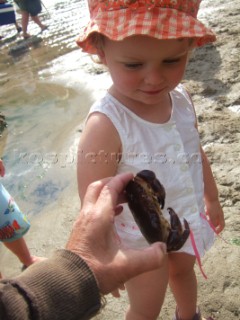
top-left (0, 0), bottom-right (111, 216)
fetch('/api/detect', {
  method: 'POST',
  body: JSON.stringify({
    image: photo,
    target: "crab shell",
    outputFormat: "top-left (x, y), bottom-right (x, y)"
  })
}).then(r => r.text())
top-left (125, 170), bottom-right (190, 252)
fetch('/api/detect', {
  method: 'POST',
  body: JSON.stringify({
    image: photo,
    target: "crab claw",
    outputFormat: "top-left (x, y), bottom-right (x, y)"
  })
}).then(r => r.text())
top-left (137, 170), bottom-right (166, 209)
top-left (166, 207), bottom-right (190, 252)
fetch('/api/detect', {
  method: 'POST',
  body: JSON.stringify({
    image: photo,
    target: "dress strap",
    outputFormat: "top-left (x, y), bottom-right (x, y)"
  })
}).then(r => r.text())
top-left (190, 212), bottom-right (228, 279)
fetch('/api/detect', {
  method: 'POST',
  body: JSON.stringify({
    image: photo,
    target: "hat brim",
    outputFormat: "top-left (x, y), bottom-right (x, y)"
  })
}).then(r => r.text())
top-left (77, 8), bottom-right (216, 54)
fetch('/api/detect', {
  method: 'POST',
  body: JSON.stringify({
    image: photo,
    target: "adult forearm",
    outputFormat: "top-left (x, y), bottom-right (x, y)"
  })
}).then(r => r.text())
top-left (0, 250), bottom-right (101, 320)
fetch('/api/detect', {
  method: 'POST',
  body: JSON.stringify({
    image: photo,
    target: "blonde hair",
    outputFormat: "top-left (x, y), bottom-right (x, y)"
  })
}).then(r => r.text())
top-left (89, 34), bottom-right (196, 64)
top-left (88, 33), bottom-right (106, 64)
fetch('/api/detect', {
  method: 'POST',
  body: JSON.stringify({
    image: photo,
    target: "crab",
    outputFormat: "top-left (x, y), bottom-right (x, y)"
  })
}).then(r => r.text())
top-left (125, 170), bottom-right (190, 252)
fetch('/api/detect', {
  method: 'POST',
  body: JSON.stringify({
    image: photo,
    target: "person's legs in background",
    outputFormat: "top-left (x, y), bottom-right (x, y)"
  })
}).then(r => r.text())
top-left (31, 14), bottom-right (47, 31)
top-left (21, 10), bottom-right (30, 38)
top-left (3, 237), bottom-right (44, 268)
top-left (14, 21), bottom-right (22, 33)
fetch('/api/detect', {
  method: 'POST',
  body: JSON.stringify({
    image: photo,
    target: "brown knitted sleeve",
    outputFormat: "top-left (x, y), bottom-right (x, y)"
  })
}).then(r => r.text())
top-left (0, 250), bottom-right (102, 320)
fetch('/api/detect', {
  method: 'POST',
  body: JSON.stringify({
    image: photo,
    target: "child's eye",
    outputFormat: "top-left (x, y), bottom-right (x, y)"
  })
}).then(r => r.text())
top-left (163, 58), bottom-right (181, 64)
top-left (124, 63), bottom-right (143, 69)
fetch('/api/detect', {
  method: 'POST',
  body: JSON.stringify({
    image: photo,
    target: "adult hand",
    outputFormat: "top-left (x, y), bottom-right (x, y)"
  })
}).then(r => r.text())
top-left (66, 172), bottom-right (166, 296)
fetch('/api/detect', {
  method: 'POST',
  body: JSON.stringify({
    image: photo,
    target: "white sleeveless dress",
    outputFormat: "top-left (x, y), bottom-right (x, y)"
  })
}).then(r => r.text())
top-left (87, 84), bottom-right (214, 257)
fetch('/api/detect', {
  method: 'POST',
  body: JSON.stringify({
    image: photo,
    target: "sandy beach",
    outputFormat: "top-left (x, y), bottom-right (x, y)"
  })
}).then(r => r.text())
top-left (0, 0), bottom-right (239, 319)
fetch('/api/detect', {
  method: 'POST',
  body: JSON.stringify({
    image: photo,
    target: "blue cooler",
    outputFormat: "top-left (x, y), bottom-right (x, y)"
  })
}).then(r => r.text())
top-left (0, 3), bottom-right (16, 26)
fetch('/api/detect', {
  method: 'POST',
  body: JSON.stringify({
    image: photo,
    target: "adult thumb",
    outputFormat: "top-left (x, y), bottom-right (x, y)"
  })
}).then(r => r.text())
top-left (123, 242), bottom-right (167, 280)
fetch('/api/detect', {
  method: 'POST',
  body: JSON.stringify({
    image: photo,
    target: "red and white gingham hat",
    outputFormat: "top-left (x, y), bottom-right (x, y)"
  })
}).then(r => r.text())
top-left (77, 0), bottom-right (216, 54)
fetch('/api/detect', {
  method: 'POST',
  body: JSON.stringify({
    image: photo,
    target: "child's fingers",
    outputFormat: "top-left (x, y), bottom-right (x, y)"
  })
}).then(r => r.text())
top-left (212, 216), bottom-right (225, 234)
top-left (217, 219), bottom-right (225, 234)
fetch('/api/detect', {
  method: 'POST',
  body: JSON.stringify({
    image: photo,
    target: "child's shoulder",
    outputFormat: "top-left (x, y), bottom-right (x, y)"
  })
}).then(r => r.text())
top-left (173, 84), bottom-right (193, 103)
top-left (89, 93), bottom-right (124, 118)
top-left (174, 83), bottom-right (188, 95)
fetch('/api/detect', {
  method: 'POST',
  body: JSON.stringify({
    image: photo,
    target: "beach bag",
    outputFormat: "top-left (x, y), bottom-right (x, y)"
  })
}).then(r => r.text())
top-left (0, 184), bottom-right (30, 242)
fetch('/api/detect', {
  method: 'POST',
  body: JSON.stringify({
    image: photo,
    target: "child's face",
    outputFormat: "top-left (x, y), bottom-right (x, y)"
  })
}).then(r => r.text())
top-left (100, 35), bottom-right (191, 107)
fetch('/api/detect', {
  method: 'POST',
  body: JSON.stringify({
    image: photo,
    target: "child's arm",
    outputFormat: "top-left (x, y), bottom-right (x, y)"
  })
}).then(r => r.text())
top-left (200, 146), bottom-right (225, 234)
top-left (189, 95), bottom-right (225, 234)
top-left (0, 159), bottom-right (5, 177)
top-left (77, 112), bottom-right (121, 202)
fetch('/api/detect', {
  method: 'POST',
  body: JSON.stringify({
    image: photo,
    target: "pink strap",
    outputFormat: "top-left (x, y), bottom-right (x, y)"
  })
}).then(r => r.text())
top-left (190, 212), bottom-right (227, 279)
top-left (189, 228), bottom-right (208, 279)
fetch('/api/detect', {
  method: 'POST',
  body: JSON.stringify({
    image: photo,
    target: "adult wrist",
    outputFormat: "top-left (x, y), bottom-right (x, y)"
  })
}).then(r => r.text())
top-left (5, 249), bottom-right (102, 320)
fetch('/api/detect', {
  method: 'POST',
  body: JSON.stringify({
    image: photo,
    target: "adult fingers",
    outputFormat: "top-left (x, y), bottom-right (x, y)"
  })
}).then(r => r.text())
top-left (101, 243), bottom-right (167, 294)
top-left (111, 289), bottom-right (121, 298)
top-left (95, 172), bottom-right (133, 213)
top-left (114, 204), bottom-right (124, 216)
top-left (120, 242), bottom-right (167, 283)
top-left (81, 177), bottom-right (112, 209)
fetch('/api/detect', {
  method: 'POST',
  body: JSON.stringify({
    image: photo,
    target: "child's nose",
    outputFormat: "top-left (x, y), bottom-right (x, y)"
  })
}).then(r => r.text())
top-left (144, 69), bottom-right (164, 86)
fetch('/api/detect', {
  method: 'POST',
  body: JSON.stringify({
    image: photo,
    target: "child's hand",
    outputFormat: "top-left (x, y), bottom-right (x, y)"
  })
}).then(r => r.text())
top-left (0, 159), bottom-right (5, 177)
top-left (206, 200), bottom-right (225, 234)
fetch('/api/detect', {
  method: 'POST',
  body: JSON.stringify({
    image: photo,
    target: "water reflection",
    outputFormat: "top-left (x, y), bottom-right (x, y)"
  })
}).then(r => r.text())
top-left (0, 0), bottom-right (97, 216)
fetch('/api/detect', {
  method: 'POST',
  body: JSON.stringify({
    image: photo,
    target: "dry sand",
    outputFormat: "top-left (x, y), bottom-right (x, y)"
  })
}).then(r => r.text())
top-left (0, 0), bottom-right (239, 319)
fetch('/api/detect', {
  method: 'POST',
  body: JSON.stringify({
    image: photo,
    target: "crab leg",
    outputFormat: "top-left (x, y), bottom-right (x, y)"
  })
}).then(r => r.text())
top-left (167, 208), bottom-right (190, 251)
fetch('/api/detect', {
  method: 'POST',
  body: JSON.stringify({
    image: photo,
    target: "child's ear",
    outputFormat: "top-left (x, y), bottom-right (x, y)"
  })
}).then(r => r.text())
top-left (97, 49), bottom-right (107, 65)
top-left (189, 38), bottom-right (197, 49)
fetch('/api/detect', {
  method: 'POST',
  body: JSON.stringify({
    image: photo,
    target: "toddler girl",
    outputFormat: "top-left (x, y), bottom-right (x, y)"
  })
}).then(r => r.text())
top-left (76, 1), bottom-right (225, 319)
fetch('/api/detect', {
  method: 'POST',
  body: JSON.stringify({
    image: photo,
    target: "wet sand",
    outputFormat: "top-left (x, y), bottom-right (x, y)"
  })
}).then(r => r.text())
top-left (0, 0), bottom-right (239, 319)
